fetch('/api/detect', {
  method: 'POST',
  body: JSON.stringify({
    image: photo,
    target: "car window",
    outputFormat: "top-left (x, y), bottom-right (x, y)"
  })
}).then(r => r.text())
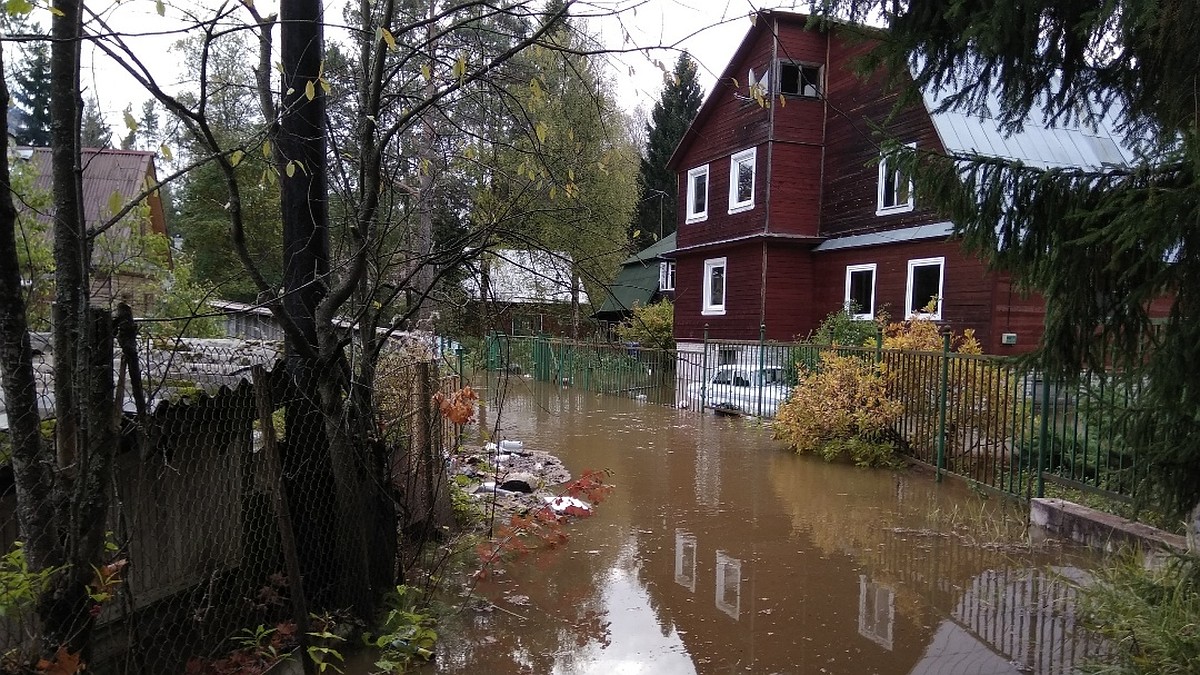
top-left (712, 370), bottom-right (732, 385)
top-left (733, 372), bottom-right (750, 387)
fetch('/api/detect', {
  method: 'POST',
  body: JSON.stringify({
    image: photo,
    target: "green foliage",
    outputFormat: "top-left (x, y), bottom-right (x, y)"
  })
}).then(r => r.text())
top-left (145, 253), bottom-right (222, 338)
top-left (8, 29), bottom-right (51, 147)
top-left (631, 52), bottom-right (703, 248)
top-left (0, 542), bottom-right (58, 618)
top-left (365, 586), bottom-right (438, 672)
top-left (808, 305), bottom-right (880, 347)
top-left (6, 149), bottom-right (52, 328)
top-left (774, 351), bottom-right (902, 466)
top-left (615, 300), bottom-right (674, 350)
top-left (1076, 554), bottom-right (1200, 674)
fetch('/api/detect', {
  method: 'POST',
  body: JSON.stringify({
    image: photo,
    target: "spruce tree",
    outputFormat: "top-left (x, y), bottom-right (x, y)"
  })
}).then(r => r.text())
top-left (813, 0), bottom-right (1200, 519)
top-left (10, 41), bottom-right (51, 147)
top-left (630, 52), bottom-right (702, 249)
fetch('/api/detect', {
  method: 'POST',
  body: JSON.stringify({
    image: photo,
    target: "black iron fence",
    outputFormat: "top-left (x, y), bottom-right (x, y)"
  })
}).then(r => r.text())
top-left (485, 333), bottom-right (1148, 503)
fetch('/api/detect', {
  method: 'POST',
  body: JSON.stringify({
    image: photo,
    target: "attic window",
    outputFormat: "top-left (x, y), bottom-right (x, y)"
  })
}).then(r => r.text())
top-left (779, 62), bottom-right (821, 98)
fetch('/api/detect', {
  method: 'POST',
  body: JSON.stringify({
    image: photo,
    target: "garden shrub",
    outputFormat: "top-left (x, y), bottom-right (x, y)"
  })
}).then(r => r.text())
top-left (616, 300), bottom-right (674, 351)
top-left (774, 351), bottom-right (903, 466)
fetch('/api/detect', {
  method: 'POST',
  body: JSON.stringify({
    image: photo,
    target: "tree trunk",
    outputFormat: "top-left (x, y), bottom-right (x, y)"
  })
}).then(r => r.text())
top-left (0, 43), bottom-right (58, 575)
top-left (413, 1), bottom-right (440, 327)
top-left (50, 0), bottom-right (84, 476)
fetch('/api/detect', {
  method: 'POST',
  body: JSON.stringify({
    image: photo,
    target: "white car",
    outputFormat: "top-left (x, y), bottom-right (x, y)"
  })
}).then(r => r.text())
top-left (682, 366), bottom-right (793, 418)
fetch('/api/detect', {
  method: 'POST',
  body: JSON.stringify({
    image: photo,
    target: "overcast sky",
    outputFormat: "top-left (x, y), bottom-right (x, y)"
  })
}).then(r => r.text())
top-left (42, 0), bottom-right (814, 141)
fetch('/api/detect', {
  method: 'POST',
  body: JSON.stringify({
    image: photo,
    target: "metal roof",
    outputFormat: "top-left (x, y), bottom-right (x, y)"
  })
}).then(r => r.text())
top-left (813, 222), bottom-right (955, 252)
top-left (620, 232), bottom-right (677, 265)
top-left (922, 86), bottom-right (1134, 170)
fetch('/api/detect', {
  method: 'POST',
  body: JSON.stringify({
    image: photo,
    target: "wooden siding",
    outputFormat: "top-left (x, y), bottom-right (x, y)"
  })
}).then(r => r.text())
top-left (765, 142), bottom-right (823, 237)
top-left (673, 244), bottom-right (765, 341)
top-left (763, 245), bottom-right (815, 340)
top-left (819, 31), bottom-right (945, 237)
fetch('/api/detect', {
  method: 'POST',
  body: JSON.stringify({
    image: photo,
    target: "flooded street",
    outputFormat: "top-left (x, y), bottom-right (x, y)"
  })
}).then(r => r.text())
top-left (421, 378), bottom-right (1103, 674)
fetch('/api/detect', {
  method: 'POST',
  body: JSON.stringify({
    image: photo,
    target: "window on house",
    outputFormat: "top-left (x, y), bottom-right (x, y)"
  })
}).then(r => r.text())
top-left (779, 62), bottom-right (822, 98)
top-left (877, 145), bottom-right (915, 215)
top-left (906, 257), bottom-right (944, 320)
top-left (686, 165), bottom-right (709, 223)
top-left (844, 263), bottom-right (877, 320)
top-left (703, 257), bottom-right (727, 315)
top-left (659, 261), bottom-right (676, 291)
top-left (728, 149), bottom-right (756, 214)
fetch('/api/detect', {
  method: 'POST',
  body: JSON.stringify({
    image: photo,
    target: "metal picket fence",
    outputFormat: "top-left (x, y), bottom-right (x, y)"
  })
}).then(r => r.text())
top-left (485, 333), bottom-right (1149, 504)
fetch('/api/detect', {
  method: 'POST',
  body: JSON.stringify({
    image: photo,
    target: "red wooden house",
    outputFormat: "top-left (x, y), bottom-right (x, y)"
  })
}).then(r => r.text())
top-left (667, 11), bottom-right (1134, 357)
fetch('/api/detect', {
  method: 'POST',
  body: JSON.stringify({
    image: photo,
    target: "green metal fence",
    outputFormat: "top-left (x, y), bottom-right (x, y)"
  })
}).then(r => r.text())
top-left (483, 333), bottom-right (1147, 503)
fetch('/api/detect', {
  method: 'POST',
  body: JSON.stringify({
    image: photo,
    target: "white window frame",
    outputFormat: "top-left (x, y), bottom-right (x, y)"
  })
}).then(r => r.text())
top-left (876, 143), bottom-right (916, 216)
top-left (658, 261), bottom-right (676, 291)
top-left (905, 256), bottom-right (945, 320)
top-left (685, 164), bottom-right (709, 223)
top-left (728, 148), bottom-right (756, 214)
top-left (843, 263), bottom-right (877, 320)
top-left (702, 257), bottom-right (727, 316)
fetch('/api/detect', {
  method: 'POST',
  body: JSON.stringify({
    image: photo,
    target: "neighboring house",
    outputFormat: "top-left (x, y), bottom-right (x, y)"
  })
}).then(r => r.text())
top-left (593, 232), bottom-right (677, 328)
top-left (667, 11), bottom-right (1135, 358)
top-left (463, 248), bottom-right (590, 336)
top-left (20, 147), bottom-right (170, 315)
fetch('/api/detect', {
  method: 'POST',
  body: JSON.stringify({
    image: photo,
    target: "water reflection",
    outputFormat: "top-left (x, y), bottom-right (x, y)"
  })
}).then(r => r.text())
top-left (713, 551), bottom-right (741, 620)
top-left (674, 531), bottom-right (696, 593)
top-left (417, 378), bottom-right (1102, 675)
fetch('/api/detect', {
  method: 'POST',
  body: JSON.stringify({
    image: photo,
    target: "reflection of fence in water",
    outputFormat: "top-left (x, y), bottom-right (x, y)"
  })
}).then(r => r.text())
top-left (863, 526), bottom-right (1103, 674)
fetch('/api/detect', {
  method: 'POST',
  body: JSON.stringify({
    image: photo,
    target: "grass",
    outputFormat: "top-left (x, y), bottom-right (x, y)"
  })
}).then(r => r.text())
top-left (1075, 553), bottom-right (1200, 674)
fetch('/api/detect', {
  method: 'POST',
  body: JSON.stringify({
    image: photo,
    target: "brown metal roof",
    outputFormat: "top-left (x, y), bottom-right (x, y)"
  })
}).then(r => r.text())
top-left (25, 147), bottom-right (165, 235)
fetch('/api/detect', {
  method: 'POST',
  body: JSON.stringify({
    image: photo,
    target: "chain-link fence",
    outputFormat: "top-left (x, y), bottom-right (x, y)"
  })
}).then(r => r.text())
top-left (0, 314), bottom-right (465, 673)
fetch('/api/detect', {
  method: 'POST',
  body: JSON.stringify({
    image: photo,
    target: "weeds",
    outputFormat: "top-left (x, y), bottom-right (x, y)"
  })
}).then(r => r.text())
top-left (1076, 553), bottom-right (1200, 674)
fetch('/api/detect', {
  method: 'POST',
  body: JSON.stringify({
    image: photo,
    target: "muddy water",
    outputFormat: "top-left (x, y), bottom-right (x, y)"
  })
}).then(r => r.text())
top-left (419, 379), bottom-right (1102, 675)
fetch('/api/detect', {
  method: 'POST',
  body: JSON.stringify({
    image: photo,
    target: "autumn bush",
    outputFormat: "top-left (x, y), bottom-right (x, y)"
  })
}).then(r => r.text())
top-left (774, 351), bottom-right (903, 467)
top-left (879, 314), bottom-right (1030, 466)
top-left (615, 300), bottom-right (674, 351)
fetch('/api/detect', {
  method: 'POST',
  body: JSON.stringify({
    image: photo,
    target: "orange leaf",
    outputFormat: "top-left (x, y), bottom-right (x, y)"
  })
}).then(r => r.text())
top-left (37, 647), bottom-right (83, 675)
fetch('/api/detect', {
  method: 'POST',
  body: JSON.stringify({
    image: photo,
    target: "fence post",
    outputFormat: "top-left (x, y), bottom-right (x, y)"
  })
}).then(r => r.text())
top-left (701, 324), bottom-right (710, 413)
top-left (936, 330), bottom-right (950, 482)
top-left (1037, 369), bottom-right (1050, 499)
top-left (757, 323), bottom-right (766, 417)
top-left (456, 345), bottom-right (465, 379)
top-left (875, 327), bottom-right (883, 365)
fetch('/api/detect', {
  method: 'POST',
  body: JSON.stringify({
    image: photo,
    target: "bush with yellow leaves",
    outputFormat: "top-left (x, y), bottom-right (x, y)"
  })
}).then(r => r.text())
top-left (879, 313), bottom-right (1030, 469)
top-left (774, 352), bottom-right (904, 466)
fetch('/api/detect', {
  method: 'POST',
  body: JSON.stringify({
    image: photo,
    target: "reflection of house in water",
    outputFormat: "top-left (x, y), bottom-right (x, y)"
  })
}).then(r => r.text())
top-left (859, 575), bottom-right (895, 650)
top-left (674, 530), bottom-right (697, 592)
top-left (714, 551), bottom-right (742, 620)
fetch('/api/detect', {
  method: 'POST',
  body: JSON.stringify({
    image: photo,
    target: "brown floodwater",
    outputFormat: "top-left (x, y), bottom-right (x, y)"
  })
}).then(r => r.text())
top-left (403, 377), bottom-right (1103, 675)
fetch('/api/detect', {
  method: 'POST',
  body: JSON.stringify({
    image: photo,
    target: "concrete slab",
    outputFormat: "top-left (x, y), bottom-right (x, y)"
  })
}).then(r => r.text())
top-left (1030, 498), bottom-right (1188, 553)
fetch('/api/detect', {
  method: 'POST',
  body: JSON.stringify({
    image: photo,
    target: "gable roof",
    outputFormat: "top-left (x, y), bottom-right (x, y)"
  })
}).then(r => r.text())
top-left (621, 232), bottom-right (677, 265)
top-left (596, 233), bottom-right (677, 318)
top-left (668, 10), bottom-right (1135, 172)
top-left (23, 148), bottom-right (164, 233)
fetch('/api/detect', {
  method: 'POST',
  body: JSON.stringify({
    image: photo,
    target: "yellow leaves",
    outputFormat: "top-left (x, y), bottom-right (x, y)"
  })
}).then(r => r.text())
top-left (261, 139), bottom-right (272, 159)
top-left (154, 0), bottom-right (165, 17)
top-left (452, 53), bottom-right (468, 81)
top-left (421, 62), bottom-right (432, 82)
top-left (106, 191), bottom-right (124, 219)
top-left (230, 149), bottom-right (245, 167)
top-left (158, 143), bottom-right (173, 161)
top-left (377, 26), bottom-right (397, 51)
top-left (304, 79), bottom-right (316, 101)
top-left (5, 0), bottom-right (34, 15)
top-left (534, 121), bottom-right (548, 144)
top-left (123, 108), bottom-right (138, 133)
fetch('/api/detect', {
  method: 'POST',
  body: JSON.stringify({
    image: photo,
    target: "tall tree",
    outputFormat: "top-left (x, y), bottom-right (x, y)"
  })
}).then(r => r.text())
top-left (630, 52), bottom-right (702, 249)
top-left (10, 39), bottom-right (51, 146)
top-left (812, 0), bottom-right (1200, 520)
top-left (79, 99), bottom-right (110, 148)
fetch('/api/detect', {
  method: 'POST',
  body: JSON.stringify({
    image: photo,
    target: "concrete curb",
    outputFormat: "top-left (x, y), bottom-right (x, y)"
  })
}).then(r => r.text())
top-left (1030, 498), bottom-right (1188, 553)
